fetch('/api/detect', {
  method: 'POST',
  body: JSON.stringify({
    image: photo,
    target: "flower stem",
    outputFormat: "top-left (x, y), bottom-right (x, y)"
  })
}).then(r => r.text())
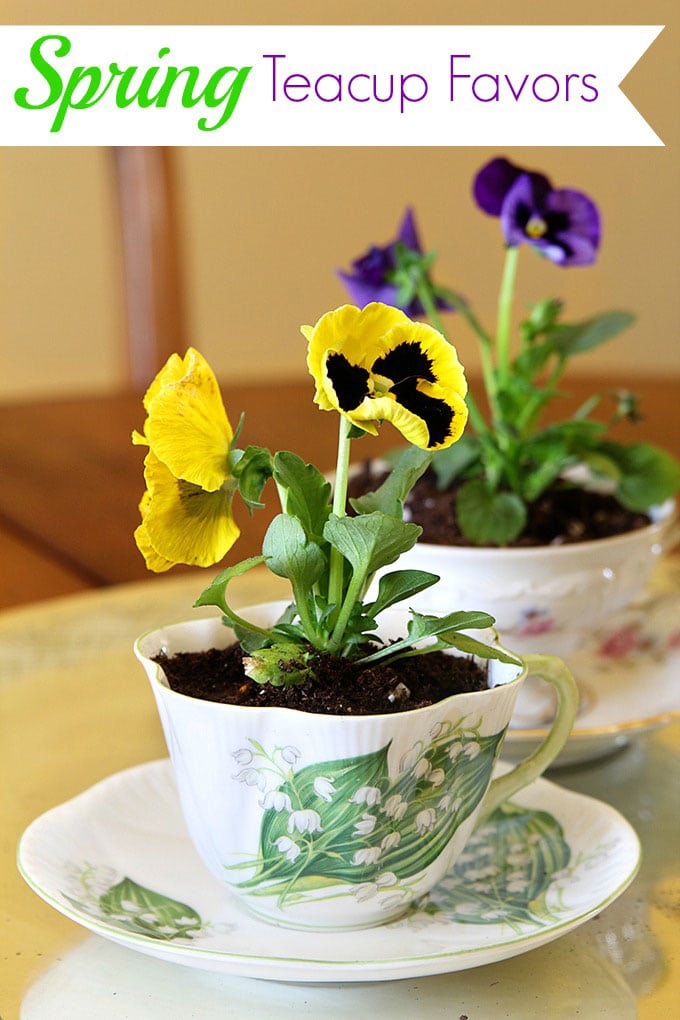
top-left (416, 281), bottom-right (447, 338)
top-left (291, 577), bottom-right (324, 647)
top-left (329, 567), bottom-right (366, 652)
top-left (496, 246), bottom-right (519, 387)
top-left (518, 354), bottom-right (566, 435)
top-left (327, 415), bottom-right (353, 615)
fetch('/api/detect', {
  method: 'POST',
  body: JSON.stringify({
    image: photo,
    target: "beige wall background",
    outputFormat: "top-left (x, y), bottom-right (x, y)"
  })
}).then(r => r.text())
top-left (1, 0), bottom-right (678, 400)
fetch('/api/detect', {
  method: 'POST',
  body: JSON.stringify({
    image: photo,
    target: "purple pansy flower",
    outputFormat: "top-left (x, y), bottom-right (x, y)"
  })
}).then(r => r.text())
top-left (337, 209), bottom-right (451, 315)
top-left (473, 157), bottom-right (601, 267)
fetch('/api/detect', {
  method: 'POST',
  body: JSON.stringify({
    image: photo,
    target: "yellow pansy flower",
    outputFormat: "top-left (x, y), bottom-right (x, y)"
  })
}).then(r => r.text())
top-left (135, 452), bottom-right (240, 571)
top-left (133, 347), bottom-right (234, 492)
top-left (303, 304), bottom-right (468, 450)
top-left (133, 348), bottom-right (240, 572)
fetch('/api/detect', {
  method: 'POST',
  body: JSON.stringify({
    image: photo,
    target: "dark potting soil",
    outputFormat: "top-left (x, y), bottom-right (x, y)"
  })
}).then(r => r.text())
top-left (348, 462), bottom-right (651, 547)
top-left (154, 643), bottom-right (489, 715)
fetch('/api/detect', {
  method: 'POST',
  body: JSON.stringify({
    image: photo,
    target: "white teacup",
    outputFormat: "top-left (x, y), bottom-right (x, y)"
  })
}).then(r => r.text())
top-left (383, 501), bottom-right (677, 656)
top-left (136, 603), bottom-right (577, 931)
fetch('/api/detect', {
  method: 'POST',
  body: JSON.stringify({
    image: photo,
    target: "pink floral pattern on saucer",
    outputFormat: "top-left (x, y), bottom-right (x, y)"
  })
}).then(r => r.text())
top-left (517, 609), bottom-right (556, 638)
top-left (595, 592), bottom-right (680, 662)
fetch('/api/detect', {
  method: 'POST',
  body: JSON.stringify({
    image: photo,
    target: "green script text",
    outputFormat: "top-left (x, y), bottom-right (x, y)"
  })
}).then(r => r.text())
top-left (14, 34), bottom-right (252, 132)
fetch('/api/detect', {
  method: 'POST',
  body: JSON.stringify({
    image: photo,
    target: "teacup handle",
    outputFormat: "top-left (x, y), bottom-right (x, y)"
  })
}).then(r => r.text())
top-left (476, 654), bottom-right (579, 823)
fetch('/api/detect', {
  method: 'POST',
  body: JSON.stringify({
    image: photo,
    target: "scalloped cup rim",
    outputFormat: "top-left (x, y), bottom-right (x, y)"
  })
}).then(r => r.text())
top-left (345, 461), bottom-right (676, 555)
top-left (134, 606), bottom-right (576, 929)
top-left (134, 606), bottom-right (526, 722)
top-left (412, 497), bottom-right (676, 557)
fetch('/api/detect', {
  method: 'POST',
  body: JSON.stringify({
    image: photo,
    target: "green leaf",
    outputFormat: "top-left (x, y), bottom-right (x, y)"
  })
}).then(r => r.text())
top-left (602, 441), bottom-right (680, 511)
top-left (323, 511), bottom-right (421, 577)
top-left (525, 297), bottom-right (563, 336)
top-left (194, 557), bottom-right (278, 645)
top-left (366, 569), bottom-right (440, 616)
top-left (518, 435), bottom-right (569, 502)
top-left (243, 642), bottom-right (314, 686)
top-left (231, 445), bottom-right (273, 511)
top-left (436, 631), bottom-right (521, 666)
top-left (272, 451), bottom-right (331, 543)
top-left (357, 609), bottom-right (497, 665)
top-left (98, 877), bottom-right (203, 941)
top-left (496, 376), bottom-right (541, 423)
top-left (476, 436), bottom-right (512, 491)
top-left (512, 341), bottom-right (555, 381)
top-left (407, 609), bottom-right (496, 641)
top-left (262, 514), bottom-right (326, 586)
top-left (541, 419), bottom-right (607, 444)
top-left (578, 451), bottom-right (622, 483)
top-left (232, 624), bottom-right (273, 654)
top-left (350, 446), bottom-right (432, 518)
top-left (571, 394), bottom-right (601, 421)
top-left (239, 726), bottom-right (508, 901)
top-left (194, 555), bottom-right (266, 614)
top-left (456, 479), bottom-right (527, 545)
top-left (547, 311), bottom-right (635, 357)
top-left (383, 730), bottom-right (506, 879)
top-left (430, 435), bottom-right (481, 490)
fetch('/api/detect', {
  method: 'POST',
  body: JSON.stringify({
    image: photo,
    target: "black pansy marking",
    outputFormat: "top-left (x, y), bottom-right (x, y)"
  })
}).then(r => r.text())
top-left (326, 353), bottom-right (371, 411)
top-left (372, 341), bottom-right (437, 385)
top-left (392, 378), bottom-right (455, 447)
top-left (374, 340), bottom-right (454, 447)
top-left (326, 339), bottom-right (457, 448)
top-left (517, 205), bottom-right (573, 257)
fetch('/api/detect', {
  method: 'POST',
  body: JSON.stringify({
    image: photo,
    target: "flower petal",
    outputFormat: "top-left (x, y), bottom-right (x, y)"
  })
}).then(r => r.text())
top-left (473, 157), bottom-right (523, 216)
top-left (337, 211), bottom-right (451, 314)
top-left (306, 303), bottom-right (409, 412)
top-left (497, 170), bottom-right (600, 267)
top-left (136, 452), bottom-right (240, 571)
top-left (474, 157), bottom-right (551, 217)
top-left (499, 173), bottom-right (551, 247)
top-left (369, 384), bottom-right (468, 451)
top-left (324, 352), bottom-right (372, 412)
top-left (373, 321), bottom-right (467, 397)
top-left (335, 271), bottom-right (400, 310)
top-left (142, 348), bottom-right (234, 492)
top-left (396, 207), bottom-right (422, 251)
top-left (306, 305), bottom-right (468, 450)
top-left (542, 188), bottom-right (601, 266)
top-left (133, 521), bottom-right (176, 573)
top-left (371, 321), bottom-right (468, 449)
top-left (141, 352), bottom-right (189, 412)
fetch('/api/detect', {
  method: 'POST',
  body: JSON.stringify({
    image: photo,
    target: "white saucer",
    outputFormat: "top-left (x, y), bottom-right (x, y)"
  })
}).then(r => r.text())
top-left (18, 759), bottom-right (640, 983)
top-left (504, 575), bottom-right (680, 767)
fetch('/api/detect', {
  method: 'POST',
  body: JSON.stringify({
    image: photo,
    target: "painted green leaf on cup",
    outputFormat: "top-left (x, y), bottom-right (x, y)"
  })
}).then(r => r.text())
top-left (428, 802), bottom-right (571, 928)
top-left (240, 745), bottom-right (390, 891)
top-left (235, 727), bottom-right (506, 903)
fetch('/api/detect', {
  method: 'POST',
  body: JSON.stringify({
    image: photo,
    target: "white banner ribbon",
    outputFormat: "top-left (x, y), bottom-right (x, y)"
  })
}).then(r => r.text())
top-left (0, 25), bottom-right (664, 145)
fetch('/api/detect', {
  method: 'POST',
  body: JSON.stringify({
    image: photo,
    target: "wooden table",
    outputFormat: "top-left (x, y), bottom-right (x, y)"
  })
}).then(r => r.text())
top-left (0, 375), bottom-right (678, 609)
top-left (0, 380), bottom-right (344, 608)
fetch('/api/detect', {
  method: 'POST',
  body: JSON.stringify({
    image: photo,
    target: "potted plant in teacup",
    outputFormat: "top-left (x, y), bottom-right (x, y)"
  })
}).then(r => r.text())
top-left (132, 306), bottom-right (578, 932)
top-left (339, 159), bottom-right (680, 656)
